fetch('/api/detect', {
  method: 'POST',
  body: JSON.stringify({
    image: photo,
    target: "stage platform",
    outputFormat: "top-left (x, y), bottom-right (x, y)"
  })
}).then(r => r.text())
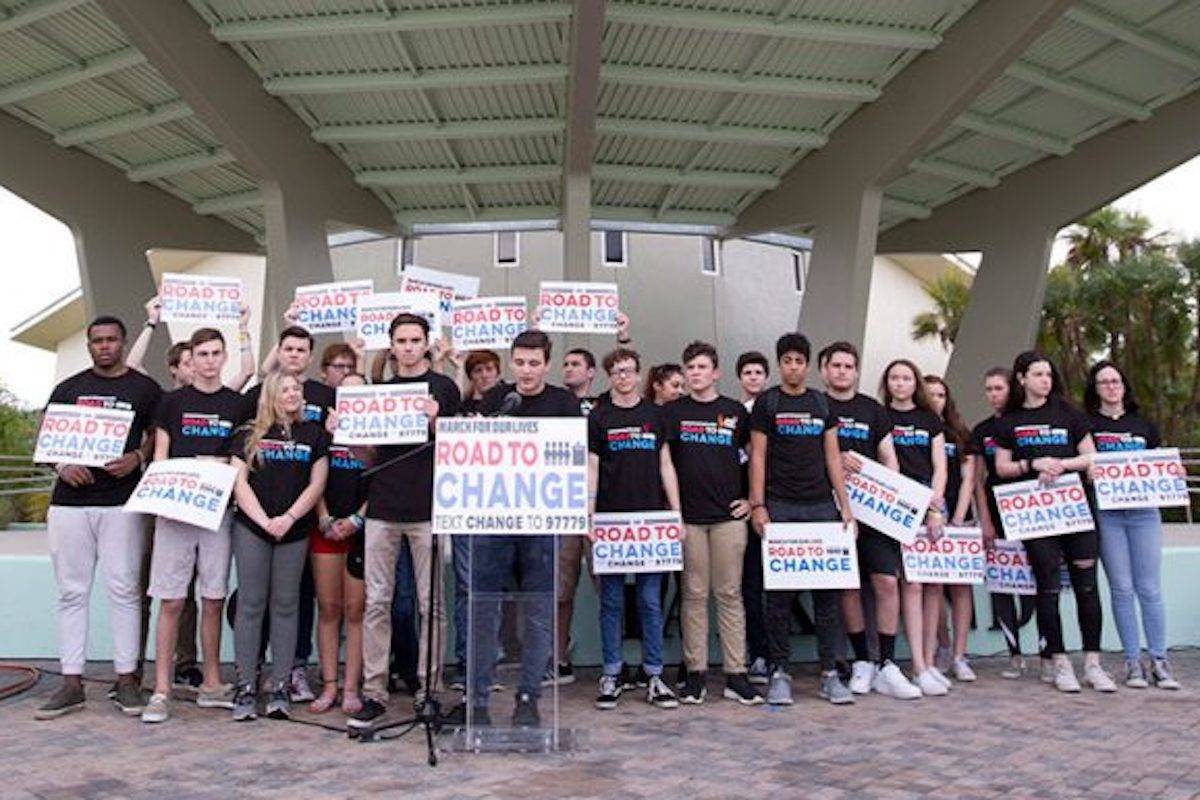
top-left (2, 653), bottom-right (1199, 798)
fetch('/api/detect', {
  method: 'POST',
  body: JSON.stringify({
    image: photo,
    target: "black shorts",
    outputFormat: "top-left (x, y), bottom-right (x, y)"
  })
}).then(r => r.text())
top-left (856, 525), bottom-right (902, 578)
top-left (346, 532), bottom-right (365, 581)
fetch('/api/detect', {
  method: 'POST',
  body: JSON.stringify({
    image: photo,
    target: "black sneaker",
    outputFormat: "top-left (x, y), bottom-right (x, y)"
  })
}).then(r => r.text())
top-left (512, 692), bottom-right (540, 728)
top-left (34, 683), bottom-right (85, 720)
top-left (540, 661), bottom-right (575, 687)
top-left (442, 703), bottom-right (491, 727)
top-left (347, 698), bottom-right (387, 729)
top-left (112, 680), bottom-right (146, 716)
top-left (446, 667), bottom-right (466, 693)
top-left (173, 663), bottom-right (204, 690)
top-left (388, 671), bottom-right (421, 696)
top-left (679, 672), bottom-right (707, 705)
top-left (647, 675), bottom-right (679, 709)
top-left (674, 664), bottom-right (690, 690)
top-left (634, 665), bottom-right (651, 688)
top-left (595, 674), bottom-right (622, 710)
top-left (723, 673), bottom-right (764, 706)
top-left (836, 660), bottom-right (853, 686)
top-left (266, 684), bottom-right (291, 720)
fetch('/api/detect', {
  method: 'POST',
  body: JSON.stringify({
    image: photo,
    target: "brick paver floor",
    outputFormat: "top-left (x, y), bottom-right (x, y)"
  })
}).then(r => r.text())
top-left (3, 654), bottom-right (1199, 799)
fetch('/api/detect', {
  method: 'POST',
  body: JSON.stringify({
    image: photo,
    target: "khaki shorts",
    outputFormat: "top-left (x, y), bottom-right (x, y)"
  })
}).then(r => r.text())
top-left (147, 512), bottom-right (233, 600)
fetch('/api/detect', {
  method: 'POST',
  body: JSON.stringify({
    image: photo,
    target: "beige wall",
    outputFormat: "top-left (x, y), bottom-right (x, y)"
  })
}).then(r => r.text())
top-left (861, 254), bottom-right (953, 391)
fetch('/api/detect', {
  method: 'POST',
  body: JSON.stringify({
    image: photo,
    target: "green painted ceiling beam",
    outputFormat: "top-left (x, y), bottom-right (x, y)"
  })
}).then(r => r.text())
top-left (910, 156), bottom-right (999, 188)
top-left (393, 204), bottom-right (735, 227)
top-left (313, 118), bottom-right (563, 143)
top-left (193, 190), bottom-right (262, 215)
top-left (54, 100), bottom-right (193, 147)
top-left (0, 0), bottom-right (88, 34)
top-left (954, 111), bottom-right (1072, 156)
top-left (882, 195), bottom-right (932, 220)
top-left (596, 117), bottom-right (827, 149)
top-left (602, 64), bottom-right (880, 102)
top-left (264, 64), bottom-right (568, 95)
top-left (127, 148), bottom-right (235, 182)
top-left (593, 164), bottom-right (778, 190)
top-left (1065, 4), bottom-right (1200, 74)
top-left (1005, 60), bottom-right (1152, 121)
top-left (0, 48), bottom-right (145, 105)
top-left (357, 165), bottom-right (561, 187)
top-left (605, 3), bottom-right (940, 50)
top-left (212, 2), bottom-right (571, 42)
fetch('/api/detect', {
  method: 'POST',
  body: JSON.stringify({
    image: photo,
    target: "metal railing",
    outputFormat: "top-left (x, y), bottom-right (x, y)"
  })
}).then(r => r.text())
top-left (0, 455), bottom-right (52, 497)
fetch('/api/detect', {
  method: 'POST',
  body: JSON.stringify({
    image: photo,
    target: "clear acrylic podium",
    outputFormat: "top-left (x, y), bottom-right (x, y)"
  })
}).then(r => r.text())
top-left (442, 533), bottom-right (584, 754)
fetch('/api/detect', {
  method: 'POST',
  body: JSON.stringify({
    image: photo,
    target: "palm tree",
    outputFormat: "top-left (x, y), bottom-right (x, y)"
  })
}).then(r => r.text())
top-left (1062, 207), bottom-right (1165, 269)
top-left (910, 270), bottom-right (970, 350)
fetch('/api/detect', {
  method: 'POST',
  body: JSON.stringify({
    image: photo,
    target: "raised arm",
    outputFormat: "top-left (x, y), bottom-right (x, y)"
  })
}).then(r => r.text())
top-left (126, 296), bottom-right (161, 375)
top-left (227, 304), bottom-right (255, 391)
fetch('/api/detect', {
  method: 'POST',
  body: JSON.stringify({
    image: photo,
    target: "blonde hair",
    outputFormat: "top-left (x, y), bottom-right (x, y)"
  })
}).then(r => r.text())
top-left (243, 371), bottom-right (302, 469)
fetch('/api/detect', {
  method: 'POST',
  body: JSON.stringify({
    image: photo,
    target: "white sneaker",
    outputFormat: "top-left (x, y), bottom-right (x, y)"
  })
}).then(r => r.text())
top-left (141, 692), bottom-right (169, 723)
top-left (1084, 663), bottom-right (1117, 693)
top-left (917, 669), bottom-right (948, 697)
top-left (952, 657), bottom-right (977, 682)
top-left (930, 666), bottom-right (952, 689)
top-left (1001, 656), bottom-right (1026, 680)
top-left (848, 660), bottom-right (875, 695)
top-left (1040, 658), bottom-right (1056, 684)
top-left (1054, 660), bottom-right (1081, 693)
top-left (872, 662), bottom-right (921, 700)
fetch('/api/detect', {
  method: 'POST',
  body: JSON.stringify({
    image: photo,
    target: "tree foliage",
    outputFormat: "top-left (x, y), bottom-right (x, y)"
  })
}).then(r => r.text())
top-left (911, 270), bottom-right (970, 350)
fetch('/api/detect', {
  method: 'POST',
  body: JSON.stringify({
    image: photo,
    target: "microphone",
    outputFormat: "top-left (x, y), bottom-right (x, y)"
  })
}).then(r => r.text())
top-left (491, 391), bottom-right (522, 417)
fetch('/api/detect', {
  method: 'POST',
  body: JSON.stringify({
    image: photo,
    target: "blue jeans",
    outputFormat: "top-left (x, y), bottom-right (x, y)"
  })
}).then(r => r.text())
top-left (599, 573), bottom-right (665, 677)
top-left (1097, 508), bottom-right (1167, 660)
top-left (468, 535), bottom-right (555, 704)
top-left (390, 538), bottom-right (418, 679)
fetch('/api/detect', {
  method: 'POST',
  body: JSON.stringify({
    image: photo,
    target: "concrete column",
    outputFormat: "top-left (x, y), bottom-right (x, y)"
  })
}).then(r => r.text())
top-left (945, 229), bottom-right (1055, 421)
top-left (259, 184), bottom-right (335, 346)
top-left (798, 186), bottom-right (883, 349)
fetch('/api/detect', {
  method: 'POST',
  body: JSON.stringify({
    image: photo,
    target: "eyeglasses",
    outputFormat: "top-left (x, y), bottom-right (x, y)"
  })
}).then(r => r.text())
top-left (608, 367), bottom-right (639, 377)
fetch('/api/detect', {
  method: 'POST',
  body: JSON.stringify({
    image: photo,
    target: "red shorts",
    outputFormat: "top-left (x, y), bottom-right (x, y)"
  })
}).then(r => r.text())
top-left (309, 526), bottom-right (350, 555)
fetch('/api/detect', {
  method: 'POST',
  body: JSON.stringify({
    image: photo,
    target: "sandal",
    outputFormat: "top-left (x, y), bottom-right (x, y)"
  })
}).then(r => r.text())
top-left (310, 690), bottom-right (338, 714)
top-left (341, 690), bottom-right (363, 715)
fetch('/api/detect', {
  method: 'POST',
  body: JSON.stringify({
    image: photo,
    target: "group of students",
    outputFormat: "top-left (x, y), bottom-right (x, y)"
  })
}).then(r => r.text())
top-left (33, 296), bottom-right (1180, 729)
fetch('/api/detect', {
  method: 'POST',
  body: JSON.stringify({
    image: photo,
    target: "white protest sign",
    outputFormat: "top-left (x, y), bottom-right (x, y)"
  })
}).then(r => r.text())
top-left (984, 539), bottom-right (1037, 595)
top-left (293, 279), bottom-right (373, 334)
top-left (762, 522), bottom-right (860, 590)
top-left (1092, 448), bottom-right (1189, 510)
top-left (333, 383), bottom-right (429, 446)
top-left (433, 417), bottom-right (588, 535)
top-left (354, 291), bottom-right (441, 350)
top-left (536, 281), bottom-right (620, 334)
top-left (123, 459), bottom-right (237, 531)
top-left (591, 511), bottom-right (684, 574)
top-left (399, 265), bottom-right (480, 315)
top-left (843, 456), bottom-right (933, 545)
top-left (35, 403), bottom-right (135, 468)
top-left (992, 473), bottom-right (1094, 541)
top-left (449, 297), bottom-right (527, 351)
top-left (901, 526), bottom-right (985, 584)
top-left (159, 273), bottom-right (243, 325)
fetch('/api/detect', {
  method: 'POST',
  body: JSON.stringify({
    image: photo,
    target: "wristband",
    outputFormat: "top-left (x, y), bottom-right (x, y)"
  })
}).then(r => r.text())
top-left (145, 321), bottom-right (157, 329)
top-left (750, 502), bottom-right (764, 510)
top-left (349, 513), bottom-right (365, 531)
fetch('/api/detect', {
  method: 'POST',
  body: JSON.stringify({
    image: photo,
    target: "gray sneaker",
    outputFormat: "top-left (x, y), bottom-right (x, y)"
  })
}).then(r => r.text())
top-left (197, 683), bottom-right (236, 709)
top-left (232, 684), bottom-right (258, 722)
top-left (747, 656), bottom-right (770, 686)
top-left (1151, 658), bottom-right (1181, 690)
top-left (766, 669), bottom-right (794, 706)
top-left (266, 683), bottom-right (291, 719)
top-left (818, 670), bottom-right (855, 705)
top-left (141, 692), bottom-right (169, 723)
top-left (34, 683), bottom-right (85, 720)
top-left (112, 681), bottom-right (147, 716)
top-left (1124, 659), bottom-right (1149, 688)
top-left (288, 667), bottom-right (315, 703)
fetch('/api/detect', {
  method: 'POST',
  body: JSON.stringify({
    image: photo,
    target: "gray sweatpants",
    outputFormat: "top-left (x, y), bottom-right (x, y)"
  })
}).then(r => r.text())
top-left (232, 521), bottom-right (309, 687)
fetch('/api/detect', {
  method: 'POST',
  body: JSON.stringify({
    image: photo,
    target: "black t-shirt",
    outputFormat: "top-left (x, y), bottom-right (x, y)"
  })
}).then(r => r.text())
top-left (749, 387), bottom-right (836, 504)
top-left (480, 381), bottom-right (582, 417)
top-left (1088, 411), bottom-right (1160, 452)
top-left (588, 398), bottom-right (666, 513)
top-left (944, 437), bottom-right (965, 515)
top-left (239, 378), bottom-right (334, 427)
top-left (229, 421), bottom-right (330, 544)
top-left (994, 399), bottom-right (1090, 462)
top-left (155, 384), bottom-right (241, 458)
top-left (664, 395), bottom-right (748, 524)
top-left (365, 371), bottom-right (461, 523)
top-left (886, 406), bottom-right (943, 487)
top-left (47, 368), bottom-right (162, 507)
top-left (827, 393), bottom-right (890, 458)
top-left (326, 444), bottom-right (367, 519)
top-left (971, 416), bottom-right (1003, 487)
